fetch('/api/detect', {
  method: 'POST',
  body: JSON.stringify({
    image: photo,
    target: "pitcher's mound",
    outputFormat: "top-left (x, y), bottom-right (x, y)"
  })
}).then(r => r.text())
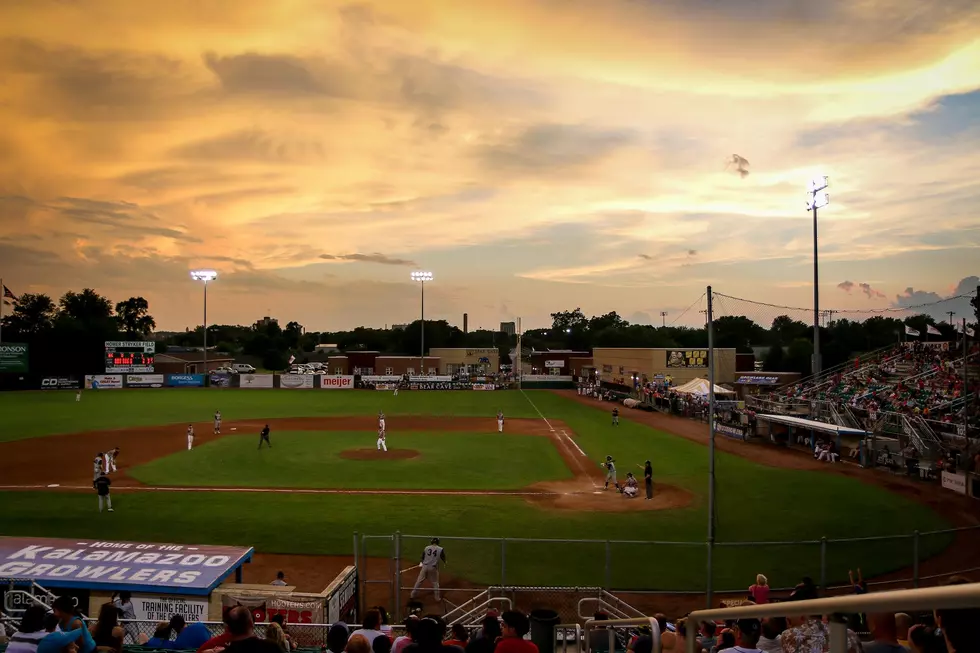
top-left (339, 448), bottom-right (420, 461)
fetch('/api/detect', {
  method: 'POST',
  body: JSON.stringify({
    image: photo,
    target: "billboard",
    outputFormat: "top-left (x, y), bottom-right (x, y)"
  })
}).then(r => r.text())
top-left (105, 341), bottom-right (155, 374)
top-left (131, 594), bottom-right (208, 622)
top-left (279, 374), bottom-right (314, 389)
top-left (0, 537), bottom-right (253, 595)
top-left (209, 372), bottom-right (233, 388)
top-left (666, 349), bottom-right (708, 368)
top-left (85, 374), bottom-right (123, 389)
top-left (165, 374), bottom-right (205, 387)
top-left (326, 566), bottom-right (357, 625)
top-left (39, 378), bottom-right (80, 390)
top-left (125, 374), bottom-right (165, 388)
top-left (319, 375), bottom-right (354, 389)
top-left (240, 374), bottom-right (274, 388)
top-left (0, 342), bottom-right (29, 373)
top-left (941, 471), bottom-right (967, 495)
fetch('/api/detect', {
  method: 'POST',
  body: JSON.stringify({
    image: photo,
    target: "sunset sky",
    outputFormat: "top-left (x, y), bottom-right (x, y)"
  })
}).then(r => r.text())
top-left (1, 0), bottom-right (978, 331)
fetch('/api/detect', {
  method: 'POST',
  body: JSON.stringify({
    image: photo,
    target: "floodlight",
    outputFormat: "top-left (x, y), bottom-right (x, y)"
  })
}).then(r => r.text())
top-left (808, 175), bottom-right (828, 193)
top-left (806, 191), bottom-right (829, 211)
top-left (191, 269), bottom-right (218, 282)
top-left (411, 271), bottom-right (433, 282)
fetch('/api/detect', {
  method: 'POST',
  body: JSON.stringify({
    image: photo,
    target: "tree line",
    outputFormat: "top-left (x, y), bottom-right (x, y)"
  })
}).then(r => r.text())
top-left (2, 288), bottom-right (976, 376)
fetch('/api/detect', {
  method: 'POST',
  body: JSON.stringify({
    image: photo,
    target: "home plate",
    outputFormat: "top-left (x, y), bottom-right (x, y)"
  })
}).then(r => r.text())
top-left (593, 491), bottom-right (603, 495)
top-left (231, 428), bottom-right (237, 431)
top-left (48, 484), bottom-right (60, 488)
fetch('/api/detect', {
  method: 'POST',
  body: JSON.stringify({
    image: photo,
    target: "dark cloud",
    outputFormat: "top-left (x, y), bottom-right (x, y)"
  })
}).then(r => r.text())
top-left (858, 282), bottom-right (885, 299)
top-left (837, 280), bottom-right (855, 293)
top-left (477, 124), bottom-right (637, 176)
top-left (116, 166), bottom-right (282, 191)
top-left (725, 154), bottom-right (750, 178)
top-left (203, 52), bottom-right (338, 96)
top-left (190, 186), bottom-right (298, 208)
top-left (319, 252), bottom-right (417, 266)
top-left (637, 254), bottom-right (653, 260)
top-left (892, 276), bottom-right (978, 321)
top-left (687, 249), bottom-right (697, 256)
top-left (171, 129), bottom-right (327, 163)
top-left (55, 197), bottom-right (201, 243)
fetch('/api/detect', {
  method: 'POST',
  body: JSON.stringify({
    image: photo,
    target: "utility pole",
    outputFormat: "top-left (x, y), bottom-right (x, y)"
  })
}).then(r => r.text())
top-left (825, 310), bottom-right (836, 326)
top-left (947, 311), bottom-right (955, 325)
top-left (660, 311), bottom-right (668, 327)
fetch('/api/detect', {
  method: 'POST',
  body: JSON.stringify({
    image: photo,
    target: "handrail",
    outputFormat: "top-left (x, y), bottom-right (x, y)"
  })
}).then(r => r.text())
top-left (685, 583), bottom-right (980, 653)
top-left (555, 624), bottom-right (583, 653)
top-left (583, 617), bottom-right (661, 653)
top-left (788, 343), bottom-right (899, 391)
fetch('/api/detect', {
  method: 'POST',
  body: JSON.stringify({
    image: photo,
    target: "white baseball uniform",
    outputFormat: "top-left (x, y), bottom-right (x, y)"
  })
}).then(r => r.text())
top-left (497, 412), bottom-right (504, 433)
top-left (379, 417), bottom-right (386, 434)
top-left (76, 390), bottom-right (81, 402)
top-left (104, 451), bottom-right (117, 473)
top-left (377, 428), bottom-right (387, 452)
top-left (214, 411), bottom-right (222, 434)
top-left (187, 426), bottom-right (194, 450)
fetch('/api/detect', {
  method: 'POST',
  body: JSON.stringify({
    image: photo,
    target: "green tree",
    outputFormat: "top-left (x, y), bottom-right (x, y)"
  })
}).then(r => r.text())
top-left (763, 345), bottom-right (785, 371)
top-left (550, 308), bottom-right (588, 332)
top-left (115, 297), bottom-right (156, 337)
top-left (784, 338), bottom-right (814, 375)
top-left (0, 293), bottom-right (57, 336)
top-left (262, 348), bottom-right (288, 371)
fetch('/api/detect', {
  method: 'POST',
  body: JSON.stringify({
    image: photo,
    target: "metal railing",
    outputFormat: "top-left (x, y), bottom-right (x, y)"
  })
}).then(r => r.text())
top-left (81, 619), bottom-right (363, 648)
top-left (684, 582), bottom-right (980, 653)
top-left (581, 617), bottom-right (661, 653)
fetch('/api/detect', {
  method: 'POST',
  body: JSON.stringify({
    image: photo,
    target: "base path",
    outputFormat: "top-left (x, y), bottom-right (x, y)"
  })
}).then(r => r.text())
top-left (0, 415), bottom-right (691, 513)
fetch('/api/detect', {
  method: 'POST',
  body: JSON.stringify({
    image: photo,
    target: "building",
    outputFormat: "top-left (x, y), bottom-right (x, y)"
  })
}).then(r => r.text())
top-left (391, 324), bottom-right (410, 331)
top-left (428, 347), bottom-right (500, 375)
top-left (524, 350), bottom-right (592, 378)
top-left (592, 347), bottom-right (738, 386)
top-left (154, 352), bottom-right (234, 374)
top-left (254, 316), bottom-right (278, 329)
top-left (325, 351), bottom-right (440, 375)
top-left (500, 322), bottom-right (516, 336)
top-left (375, 355), bottom-right (440, 376)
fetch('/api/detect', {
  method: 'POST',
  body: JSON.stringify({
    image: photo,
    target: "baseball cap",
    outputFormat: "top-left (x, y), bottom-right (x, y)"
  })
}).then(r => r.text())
top-left (735, 618), bottom-right (761, 636)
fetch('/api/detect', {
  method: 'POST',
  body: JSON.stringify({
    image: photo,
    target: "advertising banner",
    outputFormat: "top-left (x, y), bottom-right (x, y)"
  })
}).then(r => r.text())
top-left (716, 423), bottom-right (747, 441)
top-left (734, 375), bottom-right (780, 385)
top-left (374, 384), bottom-right (394, 391)
top-left (408, 381), bottom-right (472, 390)
top-left (522, 374), bottom-right (573, 382)
top-left (666, 349), bottom-right (708, 368)
top-left (0, 537), bottom-right (253, 594)
top-left (408, 375), bottom-right (452, 383)
top-left (941, 471), bottom-right (967, 495)
top-left (361, 375), bottom-right (402, 383)
top-left (279, 374), bottom-right (314, 389)
top-left (85, 374), bottom-right (123, 389)
top-left (39, 378), bottom-right (80, 390)
top-left (0, 343), bottom-right (29, 373)
top-left (471, 384), bottom-right (495, 391)
top-left (320, 375), bottom-right (354, 389)
top-left (209, 372), bottom-right (232, 388)
top-left (165, 374), bottom-right (205, 388)
top-left (544, 360), bottom-right (564, 368)
top-left (131, 594), bottom-right (208, 622)
top-left (239, 374), bottom-right (274, 389)
top-left (325, 566), bottom-right (357, 625)
top-left (221, 594), bottom-right (324, 624)
top-left (902, 341), bottom-right (949, 351)
top-left (125, 374), bottom-right (165, 388)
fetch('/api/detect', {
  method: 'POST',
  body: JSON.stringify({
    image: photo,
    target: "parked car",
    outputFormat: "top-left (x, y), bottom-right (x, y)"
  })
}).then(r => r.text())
top-left (213, 366), bottom-right (236, 375)
top-left (232, 363), bottom-right (256, 373)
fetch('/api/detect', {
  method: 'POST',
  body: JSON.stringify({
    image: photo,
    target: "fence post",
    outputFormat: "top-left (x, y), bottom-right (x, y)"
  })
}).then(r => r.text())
top-left (501, 539), bottom-right (507, 586)
top-left (353, 532), bottom-right (361, 618)
top-left (394, 531), bottom-right (401, 622)
top-left (913, 531), bottom-right (920, 588)
top-left (605, 541), bottom-right (612, 590)
top-left (819, 537), bottom-right (827, 591)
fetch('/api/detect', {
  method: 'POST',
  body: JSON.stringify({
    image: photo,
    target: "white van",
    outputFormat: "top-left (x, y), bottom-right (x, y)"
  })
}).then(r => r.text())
top-left (232, 363), bottom-right (256, 374)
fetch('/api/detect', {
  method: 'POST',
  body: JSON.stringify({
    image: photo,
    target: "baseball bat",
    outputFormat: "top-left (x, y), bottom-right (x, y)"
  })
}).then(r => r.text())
top-left (399, 563), bottom-right (422, 574)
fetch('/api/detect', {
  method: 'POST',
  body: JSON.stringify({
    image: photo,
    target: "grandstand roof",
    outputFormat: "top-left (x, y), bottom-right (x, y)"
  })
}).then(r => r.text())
top-left (755, 413), bottom-right (870, 437)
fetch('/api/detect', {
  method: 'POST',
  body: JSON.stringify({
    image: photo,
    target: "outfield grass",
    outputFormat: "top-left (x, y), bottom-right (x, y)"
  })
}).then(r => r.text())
top-left (0, 388), bottom-right (954, 590)
top-left (0, 389), bottom-right (539, 442)
top-left (129, 431), bottom-right (572, 490)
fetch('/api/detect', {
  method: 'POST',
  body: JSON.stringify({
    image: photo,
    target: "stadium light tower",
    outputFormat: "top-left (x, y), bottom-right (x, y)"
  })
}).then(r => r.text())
top-left (410, 271), bottom-right (433, 375)
top-left (190, 270), bottom-right (218, 374)
top-left (806, 176), bottom-right (829, 376)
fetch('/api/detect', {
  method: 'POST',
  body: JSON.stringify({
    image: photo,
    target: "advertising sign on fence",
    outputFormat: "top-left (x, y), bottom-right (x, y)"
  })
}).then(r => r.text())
top-left (131, 594), bottom-right (208, 622)
top-left (279, 374), bottom-right (314, 389)
top-left (408, 375), bottom-right (452, 383)
top-left (0, 343), bottom-right (29, 373)
top-left (544, 360), bottom-right (564, 368)
top-left (522, 374), bottom-right (573, 382)
top-left (320, 375), bottom-right (354, 389)
top-left (666, 349), bottom-right (708, 368)
top-left (240, 374), bottom-right (274, 388)
top-left (220, 594), bottom-right (324, 624)
top-left (362, 375), bottom-right (402, 383)
top-left (325, 566), bottom-right (357, 625)
top-left (734, 375), bottom-right (780, 385)
top-left (125, 374), bottom-right (165, 388)
top-left (39, 378), bottom-right (79, 390)
top-left (716, 423), bottom-right (747, 441)
top-left (85, 374), bottom-right (123, 389)
top-left (374, 383), bottom-right (394, 390)
top-left (942, 470), bottom-right (967, 495)
top-left (209, 372), bottom-right (232, 388)
top-left (471, 384), bottom-right (495, 390)
top-left (0, 536), bottom-right (253, 594)
top-left (165, 374), bottom-right (205, 388)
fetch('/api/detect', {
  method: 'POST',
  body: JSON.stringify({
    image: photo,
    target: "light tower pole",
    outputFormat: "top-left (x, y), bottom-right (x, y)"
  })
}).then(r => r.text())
top-left (806, 176), bottom-right (830, 376)
top-left (410, 271), bottom-right (433, 375)
top-left (190, 270), bottom-right (218, 374)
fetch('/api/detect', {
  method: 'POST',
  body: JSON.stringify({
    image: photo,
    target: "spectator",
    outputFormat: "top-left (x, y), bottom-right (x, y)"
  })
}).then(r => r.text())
top-left (713, 629), bottom-right (735, 653)
top-left (7, 605), bottom-right (49, 653)
top-left (789, 577), bottom-right (817, 601)
top-left (673, 619), bottom-right (688, 653)
top-left (779, 593), bottom-right (861, 653)
top-left (718, 619), bottom-right (761, 653)
top-left (346, 636), bottom-right (372, 653)
top-left (893, 614), bottom-right (912, 650)
top-left (698, 622), bottom-right (717, 653)
top-left (464, 617), bottom-right (499, 653)
top-left (404, 616), bottom-right (462, 653)
top-left (494, 612), bottom-right (536, 653)
top-left (934, 575), bottom-right (979, 653)
top-left (170, 615), bottom-right (211, 651)
top-left (38, 628), bottom-right (86, 653)
top-left (351, 611), bottom-right (388, 645)
top-left (445, 625), bottom-right (469, 649)
top-left (749, 575), bottom-right (771, 604)
top-left (271, 572), bottom-right (288, 587)
top-left (111, 592), bottom-right (137, 644)
top-left (862, 613), bottom-right (908, 653)
top-left (327, 623), bottom-right (351, 653)
top-left (89, 603), bottom-right (124, 653)
top-left (848, 569), bottom-right (867, 595)
top-left (756, 618), bottom-right (785, 653)
top-left (269, 616), bottom-right (295, 652)
top-left (265, 624), bottom-right (289, 653)
top-left (145, 624), bottom-right (174, 649)
top-left (220, 606), bottom-right (282, 653)
top-left (393, 618), bottom-right (418, 653)
top-left (197, 611), bottom-right (233, 653)
top-left (374, 635), bottom-right (393, 653)
top-left (53, 597), bottom-right (96, 653)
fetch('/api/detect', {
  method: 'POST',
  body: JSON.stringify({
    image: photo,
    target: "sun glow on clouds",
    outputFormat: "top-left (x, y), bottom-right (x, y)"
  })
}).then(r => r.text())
top-left (0, 0), bottom-right (978, 330)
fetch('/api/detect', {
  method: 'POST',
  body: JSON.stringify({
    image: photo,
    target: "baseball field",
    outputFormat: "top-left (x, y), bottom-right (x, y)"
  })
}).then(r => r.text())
top-left (0, 388), bottom-right (967, 597)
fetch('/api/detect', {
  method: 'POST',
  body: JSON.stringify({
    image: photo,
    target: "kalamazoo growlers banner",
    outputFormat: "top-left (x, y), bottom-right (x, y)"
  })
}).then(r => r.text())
top-left (0, 342), bottom-right (29, 372)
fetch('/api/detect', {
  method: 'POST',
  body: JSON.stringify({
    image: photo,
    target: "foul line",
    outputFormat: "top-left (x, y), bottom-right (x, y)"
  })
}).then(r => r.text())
top-left (520, 388), bottom-right (555, 431)
top-left (0, 484), bottom-right (571, 497)
top-left (521, 389), bottom-right (597, 490)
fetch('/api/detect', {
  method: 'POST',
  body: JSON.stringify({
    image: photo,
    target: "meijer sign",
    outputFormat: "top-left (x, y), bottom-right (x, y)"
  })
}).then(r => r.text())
top-left (320, 375), bottom-right (354, 389)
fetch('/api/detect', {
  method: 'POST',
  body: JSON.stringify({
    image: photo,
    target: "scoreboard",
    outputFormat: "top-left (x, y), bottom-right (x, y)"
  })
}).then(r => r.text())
top-left (105, 341), bottom-right (155, 373)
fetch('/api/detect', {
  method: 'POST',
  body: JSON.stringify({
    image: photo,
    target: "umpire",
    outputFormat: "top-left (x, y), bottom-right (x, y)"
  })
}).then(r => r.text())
top-left (643, 460), bottom-right (653, 500)
top-left (258, 424), bottom-right (272, 449)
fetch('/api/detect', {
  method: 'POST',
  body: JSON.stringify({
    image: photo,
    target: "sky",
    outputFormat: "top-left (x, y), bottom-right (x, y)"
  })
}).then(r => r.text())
top-left (0, 0), bottom-right (978, 332)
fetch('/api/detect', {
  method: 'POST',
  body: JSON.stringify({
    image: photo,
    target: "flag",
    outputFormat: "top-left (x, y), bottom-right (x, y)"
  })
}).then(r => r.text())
top-left (905, 326), bottom-right (920, 337)
top-left (960, 323), bottom-right (976, 337)
top-left (2, 285), bottom-right (16, 301)
top-left (288, 354), bottom-right (296, 365)
top-left (926, 325), bottom-right (942, 336)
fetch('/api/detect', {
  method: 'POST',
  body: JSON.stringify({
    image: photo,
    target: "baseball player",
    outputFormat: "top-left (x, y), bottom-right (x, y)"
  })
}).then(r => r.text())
top-left (377, 426), bottom-right (387, 452)
top-left (497, 410), bottom-right (504, 433)
top-left (622, 473), bottom-right (639, 498)
top-left (214, 410), bottom-right (222, 434)
top-left (410, 538), bottom-right (446, 601)
top-left (612, 407), bottom-right (619, 426)
top-left (601, 455), bottom-right (619, 491)
top-left (94, 472), bottom-right (113, 512)
top-left (93, 454), bottom-right (104, 481)
top-left (378, 411), bottom-right (386, 436)
top-left (104, 447), bottom-right (119, 474)
top-left (258, 424), bottom-right (272, 449)
top-left (393, 386), bottom-right (399, 396)
top-left (76, 389), bottom-right (82, 402)
top-left (186, 424), bottom-right (195, 450)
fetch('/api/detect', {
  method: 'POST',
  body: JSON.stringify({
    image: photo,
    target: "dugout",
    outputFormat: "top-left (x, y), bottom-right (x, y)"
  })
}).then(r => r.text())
top-left (755, 413), bottom-right (871, 462)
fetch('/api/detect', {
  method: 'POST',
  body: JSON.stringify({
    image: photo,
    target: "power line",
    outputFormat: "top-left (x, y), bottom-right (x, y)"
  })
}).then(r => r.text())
top-left (713, 292), bottom-right (972, 316)
top-left (669, 293), bottom-right (706, 326)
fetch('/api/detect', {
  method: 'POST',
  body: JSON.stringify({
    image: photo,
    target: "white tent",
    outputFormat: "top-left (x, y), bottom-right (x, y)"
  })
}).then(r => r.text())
top-left (671, 377), bottom-right (735, 396)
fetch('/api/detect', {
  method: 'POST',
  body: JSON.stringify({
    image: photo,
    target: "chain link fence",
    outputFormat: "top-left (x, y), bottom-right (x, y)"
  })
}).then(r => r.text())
top-left (82, 619), bottom-right (362, 649)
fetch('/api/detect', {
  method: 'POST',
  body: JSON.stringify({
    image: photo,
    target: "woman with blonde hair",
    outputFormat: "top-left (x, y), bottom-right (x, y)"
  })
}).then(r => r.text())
top-left (265, 623), bottom-right (290, 653)
top-left (748, 574), bottom-right (770, 604)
